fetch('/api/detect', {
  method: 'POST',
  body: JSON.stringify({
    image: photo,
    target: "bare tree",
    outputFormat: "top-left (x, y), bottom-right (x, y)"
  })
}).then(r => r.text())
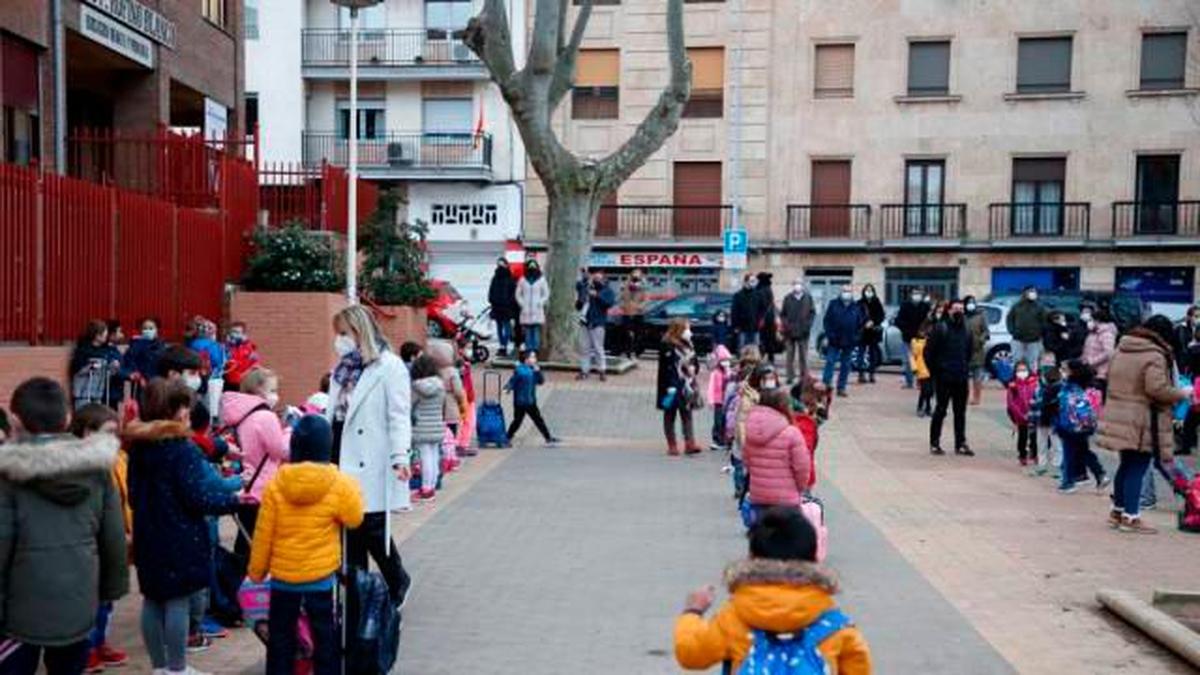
top-left (464, 0), bottom-right (691, 360)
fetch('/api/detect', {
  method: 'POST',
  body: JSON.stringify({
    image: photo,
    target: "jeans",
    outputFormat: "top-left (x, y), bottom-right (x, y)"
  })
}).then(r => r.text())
top-left (1036, 426), bottom-right (1062, 474)
top-left (1059, 432), bottom-right (1105, 489)
top-left (495, 319), bottom-right (512, 353)
top-left (507, 403), bottom-right (552, 442)
top-left (711, 404), bottom-right (726, 446)
top-left (930, 379), bottom-right (968, 449)
top-left (1015, 424), bottom-right (1038, 462)
top-left (663, 404), bottom-right (695, 447)
top-left (522, 324), bottom-right (542, 354)
top-left (266, 588), bottom-right (337, 675)
top-left (188, 589), bottom-right (208, 635)
top-left (580, 326), bottom-right (606, 374)
top-left (822, 346), bottom-right (853, 393)
top-left (858, 341), bottom-right (882, 377)
top-left (1112, 450), bottom-right (1152, 517)
top-left (0, 639), bottom-right (90, 675)
top-left (900, 341), bottom-right (914, 387)
top-left (1011, 340), bottom-right (1043, 369)
top-left (737, 331), bottom-right (759, 350)
top-left (785, 337), bottom-right (809, 383)
top-left (416, 441), bottom-right (440, 492)
top-left (141, 595), bottom-right (190, 671)
top-left (90, 602), bottom-right (114, 648)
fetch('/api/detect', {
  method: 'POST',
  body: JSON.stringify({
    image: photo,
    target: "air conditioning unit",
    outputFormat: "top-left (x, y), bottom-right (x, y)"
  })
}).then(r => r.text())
top-left (387, 143), bottom-right (412, 167)
top-left (452, 42), bottom-right (473, 62)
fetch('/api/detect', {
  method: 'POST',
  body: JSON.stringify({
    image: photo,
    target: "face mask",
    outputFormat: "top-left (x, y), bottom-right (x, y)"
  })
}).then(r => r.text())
top-left (840, 292), bottom-right (853, 302)
top-left (864, 291), bottom-right (875, 299)
top-left (1054, 318), bottom-right (1066, 327)
top-left (682, 329), bottom-right (693, 341)
top-left (265, 393), bottom-right (280, 409)
top-left (228, 332), bottom-right (244, 344)
top-left (748, 279), bottom-right (759, 289)
top-left (762, 377), bottom-right (779, 390)
top-left (966, 303), bottom-right (977, 312)
top-left (719, 360), bottom-right (731, 369)
top-left (1080, 313), bottom-right (1092, 323)
top-left (793, 285), bottom-right (805, 294)
top-left (1027, 292), bottom-right (1038, 301)
top-left (1040, 364), bottom-right (1055, 376)
top-left (142, 328), bottom-right (157, 340)
top-left (183, 373), bottom-right (202, 392)
top-left (911, 294), bottom-right (922, 303)
top-left (1015, 370), bottom-right (1030, 381)
top-left (334, 334), bottom-right (357, 357)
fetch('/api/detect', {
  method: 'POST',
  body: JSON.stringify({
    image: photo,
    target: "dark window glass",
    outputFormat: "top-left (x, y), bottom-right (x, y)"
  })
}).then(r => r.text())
top-left (1011, 158), bottom-right (1066, 235)
top-left (1016, 37), bottom-right (1072, 93)
top-left (245, 94), bottom-right (259, 134)
top-left (572, 86), bottom-right (619, 119)
top-left (682, 89), bottom-right (723, 118)
top-left (907, 41), bottom-right (950, 96)
top-left (1140, 32), bottom-right (1187, 90)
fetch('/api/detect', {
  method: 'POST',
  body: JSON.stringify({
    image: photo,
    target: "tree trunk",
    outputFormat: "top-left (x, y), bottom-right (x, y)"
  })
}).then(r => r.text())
top-left (542, 191), bottom-right (598, 362)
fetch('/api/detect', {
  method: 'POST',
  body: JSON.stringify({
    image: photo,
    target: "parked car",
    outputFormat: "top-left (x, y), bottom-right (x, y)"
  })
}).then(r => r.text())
top-left (606, 292), bottom-right (733, 356)
top-left (824, 302), bottom-right (1010, 373)
top-left (426, 280), bottom-right (471, 338)
top-left (985, 290), bottom-right (1148, 333)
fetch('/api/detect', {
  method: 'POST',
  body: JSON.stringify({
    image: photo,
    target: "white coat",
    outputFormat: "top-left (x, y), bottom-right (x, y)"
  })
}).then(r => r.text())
top-left (326, 350), bottom-right (411, 513)
top-left (516, 276), bottom-right (550, 326)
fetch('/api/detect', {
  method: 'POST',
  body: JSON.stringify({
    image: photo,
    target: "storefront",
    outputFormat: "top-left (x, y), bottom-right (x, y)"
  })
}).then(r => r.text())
top-left (991, 267), bottom-right (1080, 296)
top-left (586, 250), bottom-right (723, 298)
top-left (1115, 266), bottom-right (1195, 305)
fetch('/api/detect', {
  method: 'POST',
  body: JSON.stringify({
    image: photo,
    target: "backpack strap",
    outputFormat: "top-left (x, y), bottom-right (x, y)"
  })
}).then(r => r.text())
top-left (801, 609), bottom-right (853, 650)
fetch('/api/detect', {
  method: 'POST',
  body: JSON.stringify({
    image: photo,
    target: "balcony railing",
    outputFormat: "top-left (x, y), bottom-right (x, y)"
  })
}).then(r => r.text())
top-left (302, 132), bottom-right (493, 174)
top-left (785, 205), bottom-right (872, 240)
top-left (1112, 201), bottom-right (1200, 239)
top-left (595, 205), bottom-right (731, 239)
top-left (301, 29), bottom-right (480, 68)
top-left (987, 202), bottom-right (1091, 241)
top-left (879, 203), bottom-right (967, 240)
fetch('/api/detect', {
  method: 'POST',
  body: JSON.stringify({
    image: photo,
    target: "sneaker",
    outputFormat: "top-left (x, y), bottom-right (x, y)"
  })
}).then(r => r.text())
top-left (575, 373), bottom-right (589, 381)
top-left (1095, 473), bottom-right (1112, 491)
top-left (97, 643), bottom-right (128, 666)
top-left (545, 437), bottom-right (561, 447)
top-left (1019, 458), bottom-right (1031, 467)
top-left (199, 617), bottom-right (228, 639)
top-left (183, 668), bottom-right (214, 675)
top-left (916, 409), bottom-right (927, 418)
top-left (85, 650), bottom-right (105, 673)
top-left (186, 634), bottom-right (211, 653)
top-left (1057, 484), bottom-right (1079, 494)
top-left (1108, 510), bottom-right (1122, 529)
top-left (836, 390), bottom-right (848, 398)
top-left (396, 578), bottom-right (413, 614)
top-left (416, 489), bottom-right (436, 502)
top-left (1118, 515), bottom-right (1158, 534)
top-left (930, 446), bottom-right (946, 456)
top-left (1141, 501), bottom-right (1158, 512)
top-left (954, 445), bottom-right (975, 457)
top-left (598, 373), bottom-right (607, 382)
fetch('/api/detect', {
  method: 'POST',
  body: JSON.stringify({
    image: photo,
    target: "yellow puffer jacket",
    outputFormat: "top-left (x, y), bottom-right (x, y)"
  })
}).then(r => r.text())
top-left (675, 559), bottom-right (872, 674)
top-left (910, 338), bottom-right (930, 380)
top-left (248, 463), bottom-right (365, 584)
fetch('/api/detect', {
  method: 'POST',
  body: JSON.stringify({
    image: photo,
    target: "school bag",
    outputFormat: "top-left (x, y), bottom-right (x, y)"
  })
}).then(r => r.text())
top-left (1178, 477), bottom-right (1200, 533)
top-left (1055, 385), bottom-right (1098, 435)
top-left (72, 360), bottom-right (111, 410)
top-left (346, 569), bottom-right (401, 675)
top-left (992, 354), bottom-right (1015, 385)
top-left (736, 609), bottom-right (852, 675)
top-left (800, 496), bottom-right (829, 563)
top-left (476, 370), bottom-right (509, 448)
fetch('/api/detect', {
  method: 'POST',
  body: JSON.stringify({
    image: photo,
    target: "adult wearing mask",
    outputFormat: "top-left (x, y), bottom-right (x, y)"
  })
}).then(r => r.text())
top-left (856, 284), bottom-right (885, 384)
top-left (71, 319), bottom-right (125, 410)
top-left (488, 258), bottom-right (519, 358)
top-left (926, 299), bottom-right (974, 456)
top-left (1177, 305), bottom-right (1199, 374)
top-left (1081, 305), bottom-right (1119, 396)
top-left (576, 270), bottom-right (617, 381)
top-left (779, 278), bottom-right (816, 385)
top-left (515, 259), bottom-right (550, 354)
top-left (895, 290), bottom-right (931, 389)
top-left (822, 285), bottom-right (864, 398)
top-left (964, 296), bottom-right (990, 405)
top-left (619, 269), bottom-right (648, 359)
top-left (1006, 286), bottom-right (1046, 367)
top-left (731, 274), bottom-right (760, 349)
top-left (1043, 311), bottom-right (1086, 364)
top-left (326, 305), bottom-right (413, 608)
top-left (755, 272), bottom-right (780, 364)
top-left (656, 319), bottom-right (701, 456)
top-left (1096, 315), bottom-right (1193, 534)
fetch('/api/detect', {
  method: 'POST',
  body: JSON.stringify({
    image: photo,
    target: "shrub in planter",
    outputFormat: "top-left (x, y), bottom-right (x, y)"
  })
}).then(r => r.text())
top-left (243, 223), bottom-right (345, 292)
top-left (361, 192), bottom-right (436, 307)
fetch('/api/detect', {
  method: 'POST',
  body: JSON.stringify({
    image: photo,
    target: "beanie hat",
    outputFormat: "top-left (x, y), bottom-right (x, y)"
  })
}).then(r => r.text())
top-left (290, 415), bottom-right (333, 463)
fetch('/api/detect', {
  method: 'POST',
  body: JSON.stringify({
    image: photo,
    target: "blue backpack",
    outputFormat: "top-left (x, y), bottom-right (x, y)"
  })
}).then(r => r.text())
top-left (736, 609), bottom-right (852, 675)
top-left (1055, 385), bottom-right (1098, 436)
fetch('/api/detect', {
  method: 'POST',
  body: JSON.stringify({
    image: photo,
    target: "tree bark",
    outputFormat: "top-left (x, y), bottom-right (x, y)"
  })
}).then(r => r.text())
top-left (543, 193), bottom-right (598, 362)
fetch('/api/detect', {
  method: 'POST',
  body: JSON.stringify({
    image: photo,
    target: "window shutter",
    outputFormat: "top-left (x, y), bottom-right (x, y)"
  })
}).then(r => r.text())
top-left (1140, 33), bottom-right (1187, 90)
top-left (688, 48), bottom-right (725, 90)
top-left (1, 36), bottom-right (39, 111)
top-left (814, 44), bottom-right (855, 97)
top-left (907, 41), bottom-right (950, 95)
top-left (1012, 158), bottom-right (1066, 183)
top-left (1016, 37), bottom-right (1072, 93)
top-left (576, 49), bottom-right (620, 87)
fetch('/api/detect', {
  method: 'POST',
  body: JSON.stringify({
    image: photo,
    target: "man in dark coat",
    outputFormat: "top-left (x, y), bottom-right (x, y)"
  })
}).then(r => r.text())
top-left (895, 289), bottom-right (931, 388)
top-left (926, 299), bottom-right (975, 456)
top-left (488, 258), bottom-right (519, 357)
top-left (821, 284), bottom-right (864, 397)
top-left (731, 274), bottom-right (760, 350)
top-left (755, 272), bottom-right (779, 363)
top-left (780, 278), bottom-right (817, 384)
top-left (1043, 310), bottom-right (1086, 364)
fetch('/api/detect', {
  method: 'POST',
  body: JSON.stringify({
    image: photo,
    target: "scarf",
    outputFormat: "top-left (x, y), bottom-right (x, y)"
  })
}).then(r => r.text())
top-left (333, 350), bottom-right (366, 420)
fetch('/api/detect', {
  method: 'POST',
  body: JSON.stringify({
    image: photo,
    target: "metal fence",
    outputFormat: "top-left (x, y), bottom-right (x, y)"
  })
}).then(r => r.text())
top-left (301, 28), bottom-right (480, 67)
top-left (594, 205), bottom-right (731, 239)
top-left (259, 161), bottom-right (379, 234)
top-left (878, 203), bottom-right (967, 240)
top-left (301, 132), bottom-right (493, 173)
top-left (987, 202), bottom-right (1092, 241)
top-left (1112, 201), bottom-right (1200, 239)
top-left (785, 204), bottom-right (873, 241)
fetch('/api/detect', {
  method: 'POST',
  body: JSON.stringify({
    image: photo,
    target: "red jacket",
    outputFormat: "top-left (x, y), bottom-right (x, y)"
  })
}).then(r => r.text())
top-left (225, 340), bottom-right (261, 387)
top-left (743, 406), bottom-right (811, 507)
top-left (793, 414), bottom-right (819, 489)
top-left (1006, 377), bottom-right (1038, 427)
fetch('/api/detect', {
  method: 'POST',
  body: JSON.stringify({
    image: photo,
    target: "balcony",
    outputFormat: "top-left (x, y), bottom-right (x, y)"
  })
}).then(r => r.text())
top-left (878, 204), bottom-right (967, 244)
top-left (1111, 201), bottom-right (1200, 245)
top-left (784, 205), bottom-right (873, 244)
top-left (987, 202), bottom-right (1091, 246)
top-left (302, 131), bottom-right (493, 182)
top-left (300, 29), bottom-right (487, 80)
top-left (595, 205), bottom-right (731, 240)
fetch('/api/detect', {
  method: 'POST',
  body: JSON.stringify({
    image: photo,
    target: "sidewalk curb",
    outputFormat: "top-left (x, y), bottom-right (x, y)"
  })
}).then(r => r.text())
top-left (1097, 588), bottom-right (1200, 668)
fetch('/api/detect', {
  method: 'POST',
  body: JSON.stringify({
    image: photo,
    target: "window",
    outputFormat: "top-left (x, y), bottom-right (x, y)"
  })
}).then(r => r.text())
top-left (683, 48), bottom-right (724, 118)
top-left (572, 49), bottom-right (620, 119)
top-left (884, 267), bottom-right (959, 306)
top-left (1016, 37), bottom-right (1073, 94)
top-left (991, 268), bottom-right (1079, 294)
top-left (423, 98), bottom-right (473, 134)
top-left (1116, 267), bottom-right (1195, 305)
top-left (1011, 158), bottom-right (1066, 235)
top-left (244, 93), bottom-right (258, 135)
top-left (425, 0), bottom-right (471, 38)
top-left (907, 41), bottom-right (950, 96)
top-left (904, 160), bottom-right (945, 235)
top-left (1140, 32), bottom-right (1187, 91)
top-left (575, 0), bottom-right (619, 4)
top-left (338, 5), bottom-right (385, 39)
top-left (336, 101), bottom-right (386, 140)
top-left (1135, 154), bottom-right (1181, 234)
top-left (202, 0), bottom-right (226, 28)
top-left (244, 0), bottom-right (258, 39)
top-left (814, 44), bottom-right (854, 98)
top-left (2, 35), bottom-right (40, 165)
top-left (673, 162), bottom-right (723, 237)
top-left (810, 160), bottom-right (852, 236)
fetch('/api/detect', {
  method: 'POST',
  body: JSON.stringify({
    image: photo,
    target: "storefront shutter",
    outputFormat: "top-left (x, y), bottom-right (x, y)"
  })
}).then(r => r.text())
top-left (814, 44), bottom-right (854, 97)
top-left (2, 35), bottom-right (40, 111)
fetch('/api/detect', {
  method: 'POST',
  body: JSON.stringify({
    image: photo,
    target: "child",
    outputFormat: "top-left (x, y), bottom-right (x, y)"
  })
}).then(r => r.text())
top-left (674, 507), bottom-right (871, 673)
top-left (742, 389), bottom-right (810, 514)
top-left (707, 344), bottom-right (733, 451)
top-left (0, 379), bottom-right (128, 673)
top-left (1056, 360), bottom-right (1109, 494)
top-left (186, 317), bottom-right (227, 421)
top-left (121, 317), bottom-right (166, 394)
top-left (248, 415), bottom-right (364, 675)
top-left (410, 355), bottom-right (447, 501)
top-left (223, 321), bottom-right (261, 392)
top-left (399, 341), bottom-right (423, 367)
top-left (1006, 360), bottom-right (1039, 466)
top-left (711, 309), bottom-right (731, 354)
top-left (791, 378), bottom-right (826, 490)
top-left (221, 368), bottom-right (291, 545)
top-left (911, 322), bottom-right (933, 418)
top-left (1030, 353), bottom-right (1064, 477)
top-left (505, 350), bottom-right (559, 446)
top-left (126, 378), bottom-right (241, 675)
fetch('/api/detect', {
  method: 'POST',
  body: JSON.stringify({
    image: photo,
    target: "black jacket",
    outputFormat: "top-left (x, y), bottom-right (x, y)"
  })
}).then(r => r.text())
top-left (858, 296), bottom-right (885, 346)
top-left (1043, 322), bottom-right (1087, 363)
top-left (927, 318), bottom-right (973, 383)
top-left (896, 301), bottom-right (930, 343)
top-left (756, 280), bottom-right (780, 353)
top-left (731, 288), bottom-right (759, 333)
top-left (487, 268), bottom-right (519, 322)
top-left (69, 342), bottom-right (124, 406)
top-left (656, 340), bottom-right (697, 411)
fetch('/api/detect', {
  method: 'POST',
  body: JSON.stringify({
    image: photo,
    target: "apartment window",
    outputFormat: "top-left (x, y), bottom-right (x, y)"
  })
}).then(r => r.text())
top-left (336, 101), bottom-right (386, 140)
top-left (1140, 32), bottom-right (1187, 91)
top-left (244, 0), bottom-right (259, 39)
top-left (423, 98), bottom-right (473, 134)
top-left (1135, 154), bottom-right (1181, 234)
top-left (1016, 37), bottom-right (1073, 94)
top-left (201, 0), bottom-right (226, 28)
top-left (814, 44), bottom-right (854, 98)
top-left (426, 0), bottom-right (471, 38)
top-left (811, 160), bottom-right (852, 237)
top-left (673, 162), bottom-right (723, 237)
top-left (907, 41), bottom-right (950, 96)
top-left (684, 47), bottom-right (724, 118)
top-left (2, 35), bottom-right (40, 166)
top-left (244, 93), bottom-right (258, 135)
top-left (575, 0), bottom-right (619, 4)
top-left (1012, 158), bottom-right (1066, 235)
top-left (573, 49), bottom-right (620, 119)
top-left (683, 0), bottom-right (726, 3)
top-left (904, 160), bottom-right (945, 235)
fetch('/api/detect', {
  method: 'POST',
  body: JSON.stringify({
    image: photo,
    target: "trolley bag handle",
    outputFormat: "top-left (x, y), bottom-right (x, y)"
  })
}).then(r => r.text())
top-left (484, 370), bottom-right (503, 403)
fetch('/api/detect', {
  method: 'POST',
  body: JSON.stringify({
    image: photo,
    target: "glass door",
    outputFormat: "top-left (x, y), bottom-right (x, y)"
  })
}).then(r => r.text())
top-left (1136, 155), bottom-right (1180, 235)
top-left (1012, 158), bottom-right (1065, 235)
top-left (905, 160), bottom-right (944, 235)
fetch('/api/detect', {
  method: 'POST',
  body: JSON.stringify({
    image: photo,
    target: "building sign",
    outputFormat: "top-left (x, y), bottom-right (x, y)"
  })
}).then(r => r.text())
top-left (84, 0), bottom-right (176, 49)
top-left (80, 6), bottom-right (155, 69)
top-left (204, 98), bottom-right (228, 143)
top-left (588, 251), bottom-right (723, 268)
top-left (722, 229), bottom-right (748, 270)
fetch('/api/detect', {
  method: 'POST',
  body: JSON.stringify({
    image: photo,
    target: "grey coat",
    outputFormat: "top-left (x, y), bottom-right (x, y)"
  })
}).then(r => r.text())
top-left (780, 292), bottom-right (816, 339)
top-left (412, 376), bottom-right (448, 444)
top-left (0, 433), bottom-right (128, 646)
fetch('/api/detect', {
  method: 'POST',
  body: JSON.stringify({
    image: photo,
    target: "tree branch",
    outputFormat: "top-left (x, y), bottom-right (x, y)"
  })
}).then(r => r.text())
top-left (596, 0), bottom-right (690, 193)
top-left (463, 0), bottom-right (519, 90)
top-left (528, 0), bottom-right (565, 74)
top-left (549, 0), bottom-right (593, 111)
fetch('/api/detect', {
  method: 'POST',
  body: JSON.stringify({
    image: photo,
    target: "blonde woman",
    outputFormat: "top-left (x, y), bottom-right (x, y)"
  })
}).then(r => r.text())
top-left (326, 305), bottom-right (413, 607)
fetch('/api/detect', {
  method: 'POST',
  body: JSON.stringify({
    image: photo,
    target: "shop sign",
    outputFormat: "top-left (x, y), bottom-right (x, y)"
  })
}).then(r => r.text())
top-left (587, 251), bottom-right (723, 268)
top-left (84, 0), bottom-right (176, 49)
top-left (80, 6), bottom-right (155, 69)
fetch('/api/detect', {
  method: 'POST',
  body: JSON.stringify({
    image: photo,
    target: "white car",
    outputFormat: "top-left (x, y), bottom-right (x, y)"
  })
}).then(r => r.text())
top-left (879, 302), bottom-right (1012, 374)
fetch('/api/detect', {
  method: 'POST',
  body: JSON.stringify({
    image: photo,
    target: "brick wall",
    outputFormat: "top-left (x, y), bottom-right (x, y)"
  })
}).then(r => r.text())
top-left (375, 305), bottom-right (427, 350)
top-left (0, 347), bottom-right (72, 411)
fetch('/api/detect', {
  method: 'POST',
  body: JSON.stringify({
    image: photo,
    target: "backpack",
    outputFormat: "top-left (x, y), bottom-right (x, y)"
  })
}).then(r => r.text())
top-left (1055, 385), bottom-right (1098, 436)
top-left (475, 371), bottom-right (509, 448)
top-left (346, 569), bottom-right (401, 675)
top-left (992, 354), bottom-right (1015, 385)
top-left (736, 609), bottom-right (852, 675)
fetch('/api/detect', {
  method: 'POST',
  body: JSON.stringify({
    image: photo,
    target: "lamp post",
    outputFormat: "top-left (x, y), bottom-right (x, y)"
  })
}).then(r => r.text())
top-left (330, 0), bottom-right (382, 303)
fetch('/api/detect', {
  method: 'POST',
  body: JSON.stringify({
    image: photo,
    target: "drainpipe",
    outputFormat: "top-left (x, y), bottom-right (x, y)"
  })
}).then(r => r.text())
top-left (51, 0), bottom-right (66, 173)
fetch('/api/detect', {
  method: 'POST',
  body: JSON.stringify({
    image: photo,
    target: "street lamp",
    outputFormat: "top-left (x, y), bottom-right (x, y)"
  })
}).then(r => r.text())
top-left (330, 0), bottom-right (382, 303)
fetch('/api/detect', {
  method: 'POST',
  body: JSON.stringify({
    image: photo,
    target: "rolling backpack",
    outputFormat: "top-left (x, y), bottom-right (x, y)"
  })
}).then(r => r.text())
top-left (1055, 385), bottom-right (1098, 436)
top-left (475, 370), bottom-right (509, 448)
top-left (736, 609), bottom-right (852, 675)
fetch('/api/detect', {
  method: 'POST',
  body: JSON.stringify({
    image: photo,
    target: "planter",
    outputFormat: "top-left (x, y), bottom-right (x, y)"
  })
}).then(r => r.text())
top-left (0, 346), bottom-right (72, 410)
top-left (373, 305), bottom-right (427, 348)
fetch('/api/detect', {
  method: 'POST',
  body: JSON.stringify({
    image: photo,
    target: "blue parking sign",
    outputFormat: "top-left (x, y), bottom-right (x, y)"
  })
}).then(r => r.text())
top-left (723, 229), bottom-right (748, 270)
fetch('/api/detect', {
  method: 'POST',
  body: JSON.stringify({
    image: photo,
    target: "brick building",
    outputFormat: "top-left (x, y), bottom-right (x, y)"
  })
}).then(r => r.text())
top-left (524, 0), bottom-right (1200, 312)
top-left (0, 0), bottom-right (244, 168)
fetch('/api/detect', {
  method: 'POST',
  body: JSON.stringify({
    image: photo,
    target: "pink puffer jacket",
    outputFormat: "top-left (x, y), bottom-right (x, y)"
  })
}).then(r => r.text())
top-left (743, 405), bottom-right (811, 507)
top-left (1082, 322), bottom-right (1118, 380)
top-left (220, 391), bottom-right (291, 500)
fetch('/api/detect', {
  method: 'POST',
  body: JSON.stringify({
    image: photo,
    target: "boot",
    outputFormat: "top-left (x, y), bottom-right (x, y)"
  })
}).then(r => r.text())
top-left (684, 442), bottom-right (702, 455)
top-left (667, 441), bottom-right (681, 456)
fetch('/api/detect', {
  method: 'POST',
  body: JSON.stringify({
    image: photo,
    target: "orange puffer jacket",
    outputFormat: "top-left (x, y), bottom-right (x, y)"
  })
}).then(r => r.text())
top-left (742, 405), bottom-right (810, 507)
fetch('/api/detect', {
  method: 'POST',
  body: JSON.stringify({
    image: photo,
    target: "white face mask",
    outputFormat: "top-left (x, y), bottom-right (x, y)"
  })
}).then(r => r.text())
top-left (864, 291), bottom-right (875, 299)
top-left (1015, 370), bottom-right (1030, 381)
top-left (719, 360), bottom-right (731, 369)
top-left (334, 334), bottom-right (357, 357)
top-left (1080, 312), bottom-right (1092, 323)
top-left (142, 327), bottom-right (157, 340)
top-left (265, 393), bottom-right (280, 409)
top-left (911, 294), bottom-right (922, 303)
top-left (1026, 291), bottom-right (1038, 301)
top-left (966, 303), bottom-right (977, 312)
top-left (840, 292), bottom-right (853, 302)
top-left (183, 373), bottom-right (202, 392)
top-left (681, 329), bottom-right (693, 341)
top-left (793, 284), bottom-right (805, 294)
top-left (762, 377), bottom-right (779, 390)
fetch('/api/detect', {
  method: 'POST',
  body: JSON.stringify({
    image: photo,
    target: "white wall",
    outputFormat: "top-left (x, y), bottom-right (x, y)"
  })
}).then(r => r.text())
top-left (409, 183), bottom-right (523, 241)
top-left (246, 0), bottom-right (306, 165)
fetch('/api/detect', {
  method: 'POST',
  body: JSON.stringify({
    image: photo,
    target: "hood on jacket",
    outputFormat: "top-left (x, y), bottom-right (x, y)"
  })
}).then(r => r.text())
top-left (274, 463), bottom-right (338, 506)
top-left (0, 433), bottom-right (119, 505)
top-left (220, 391), bottom-right (271, 426)
top-left (1118, 329), bottom-right (1173, 357)
top-left (413, 376), bottom-right (444, 398)
top-left (744, 406), bottom-right (792, 446)
top-left (724, 559), bottom-right (840, 633)
top-left (712, 344), bottom-right (732, 362)
top-left (524, 267), bottom-right (542, 283)
top-left (122, 420), bottom-right (192, 445)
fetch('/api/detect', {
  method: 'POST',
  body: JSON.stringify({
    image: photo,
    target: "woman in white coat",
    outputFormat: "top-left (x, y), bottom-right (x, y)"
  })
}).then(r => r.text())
top-left (515, 259), bottom-right (550, 354)
top-left (327, 304), bottom-right (413, 605)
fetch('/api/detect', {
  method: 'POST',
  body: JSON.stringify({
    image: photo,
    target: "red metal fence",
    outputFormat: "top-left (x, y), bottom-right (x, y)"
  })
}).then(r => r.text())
top-left (258, 161), bottom-right (378, 233)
